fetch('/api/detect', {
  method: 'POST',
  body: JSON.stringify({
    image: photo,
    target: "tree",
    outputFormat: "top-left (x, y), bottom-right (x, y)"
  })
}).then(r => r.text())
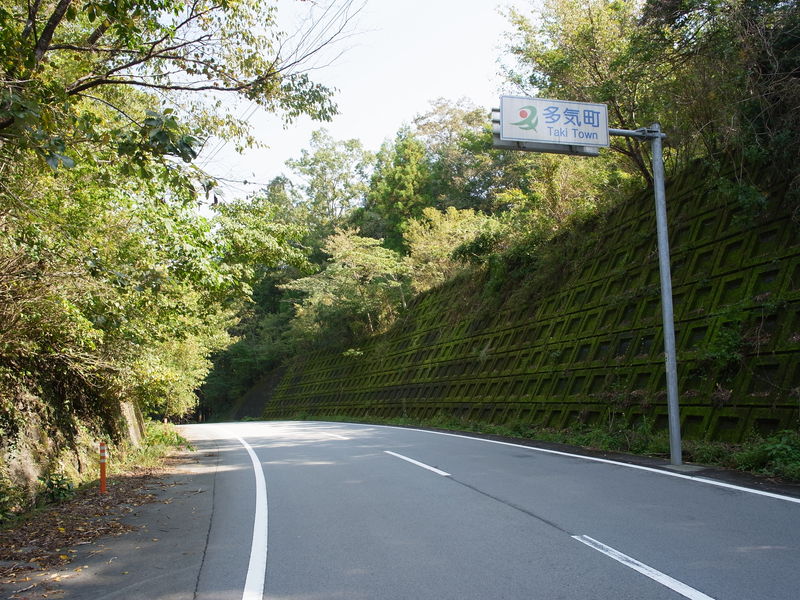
top-left (503, 0), bottom-right (673, 181)
top-left (0, 156), bottom-right (242, 430)
top-left (504, 0), bottom-right (800, 184)
top-left (0, 1), bottom-right (363, 436)
top-left (281, 228), bottom-right (409, 342)
top-left (286, 129), bottom-right (373, 226)
top-left (212, 192), bottom-right (311, 294)
top-left (639, 0), bottom-right (800, 177)
top-left (358, 128), bottom-right (433, 252)
top-left (0, 0), bottom-right (358, 167)
top-left (413, 98), bottom-right (501, 212)
top-left (404, 206), bottom-right (497, 293)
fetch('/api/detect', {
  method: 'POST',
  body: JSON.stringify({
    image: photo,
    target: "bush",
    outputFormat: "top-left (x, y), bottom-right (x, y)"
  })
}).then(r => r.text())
top-left (143, 421), bottom-right (189, 448)
top-left (38, 472), bottom-right (74, 504)
top-left (0, 475), bottom-right (25, 523)
top-left (733, 430), bottom-right (800, 480)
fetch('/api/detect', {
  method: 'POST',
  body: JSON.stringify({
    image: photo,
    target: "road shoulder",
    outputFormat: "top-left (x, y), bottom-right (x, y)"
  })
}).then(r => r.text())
top-left (0, 439), bottom-right (220, 600)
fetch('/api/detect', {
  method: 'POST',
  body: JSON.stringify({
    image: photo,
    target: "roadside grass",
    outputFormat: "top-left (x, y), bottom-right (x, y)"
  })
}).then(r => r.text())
top-left (290, 412), bottom-right (800, 483)
top-left (111, 420), bottom-right (195, 473)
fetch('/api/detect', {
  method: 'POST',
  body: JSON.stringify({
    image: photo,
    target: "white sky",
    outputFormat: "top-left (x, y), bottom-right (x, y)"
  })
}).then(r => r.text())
top-left (197, 0), bottom-right (530, 200)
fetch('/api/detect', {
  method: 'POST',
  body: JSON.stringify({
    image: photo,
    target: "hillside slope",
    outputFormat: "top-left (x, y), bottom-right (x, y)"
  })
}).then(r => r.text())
top-left (258, 166), bottom-right (799, 442)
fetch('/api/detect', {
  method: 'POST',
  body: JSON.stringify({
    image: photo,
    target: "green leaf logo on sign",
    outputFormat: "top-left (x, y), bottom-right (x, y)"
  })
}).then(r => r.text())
top-left (511, 106), bottom-right (538, 131)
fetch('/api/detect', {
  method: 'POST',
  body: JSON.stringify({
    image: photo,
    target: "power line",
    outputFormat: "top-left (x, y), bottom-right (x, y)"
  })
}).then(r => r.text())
top-left (198, 100), bottom-right (261, 168)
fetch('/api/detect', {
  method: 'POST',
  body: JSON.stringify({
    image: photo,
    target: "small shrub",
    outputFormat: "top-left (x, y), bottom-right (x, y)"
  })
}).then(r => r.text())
top-left (38, 472), bottom-right (74, 504)
top-left (113, 421), bottom-right (193, 471)
top-left (733, 430), bottom-right (800, 480)
top-left (0, 475), bottom-right (25, 522)
top-left (143, 421), bottom-right (189, 447)
top-left (684, 441), bottom-right (734, 466)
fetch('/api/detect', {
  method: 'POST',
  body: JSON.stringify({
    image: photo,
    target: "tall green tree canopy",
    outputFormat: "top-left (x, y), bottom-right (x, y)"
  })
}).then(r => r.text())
top-left (286, 128), bottom-right (373, 261)
top-left (0, 0), bottom-right (354, 172)
top-left (503, 0), bottom-right (800, 180)
top-left (281, 228), bottom-right (409, 342)
top-left (358, 128), bottom-right (433, 251)
top-left (503, 0), bottom-right (670, 180)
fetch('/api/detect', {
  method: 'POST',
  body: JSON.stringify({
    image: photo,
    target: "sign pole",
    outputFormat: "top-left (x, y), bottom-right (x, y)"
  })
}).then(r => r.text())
top-left (649, 123), bottom-right (682, 466)
top-left (609, 124), bottom-right (682, 466)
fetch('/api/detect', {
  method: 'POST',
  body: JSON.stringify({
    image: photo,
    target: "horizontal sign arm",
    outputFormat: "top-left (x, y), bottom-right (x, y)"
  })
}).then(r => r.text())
top-left (609, 127), bottom-right (667, 140)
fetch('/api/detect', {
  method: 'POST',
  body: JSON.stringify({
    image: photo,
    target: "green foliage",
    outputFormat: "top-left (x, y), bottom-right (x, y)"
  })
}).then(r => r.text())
top-left (360, 129), bottom-right (434, 252)
top-left (503, 0), bottom-right (665, 180)
top-left (413, 98), bottom-right (501, 212)
top-left (143, 421), bottom-right (186, 448)
top-left (733, 431), bottom-right (800, 481)
top-left (642, 0), bottom-right (800, 176)
top-left (212, 193), bottom-right (311, 293)
top-left (503, 0), bottom-right (800, 186)
top-left (38, 472), bottom-right (74, 504)
top-left (202, 1), bottom-right (800, 428)
top-left (711, 177), bottom-right (768, 223)
top-left (286, 129), bottom-right (373, 232)
top-left (404, 207), bottom-right (497, 293)
top-left (701, 321), bottom-right (744, 373)
top-left (281, 228), bottom-right (410, 343)
top-left (0, 1), bottom-right (356, 439)
top-left (0, 474), bottom-right (23, 522)
top-left (201, 309), bottom-right (295, 416)
top-left (0, 0), bottom-right (345, 168)
top-left (452, 228), bottom-right (508, 266)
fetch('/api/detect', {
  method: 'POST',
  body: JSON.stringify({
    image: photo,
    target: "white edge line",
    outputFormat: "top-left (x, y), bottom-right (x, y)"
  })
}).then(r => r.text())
top-left (327, 423), bottom-right (800, 505)
top-left (572, 535), bottom-right (716, 600)
top-left (226, 431), bottom-right (268, 600)
top-left (384, 450), bottom-right (451, 477)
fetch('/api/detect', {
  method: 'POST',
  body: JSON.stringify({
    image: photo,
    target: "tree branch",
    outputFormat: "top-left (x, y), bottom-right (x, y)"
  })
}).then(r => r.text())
top-left (75, 93), bottom-right (141, 126)
top-left (22, 0), bottom-right (43, 40)
top-left (33, 0), bottom-right (74, 63)
top-left (66, 71), bottom-right (279, 96)
top-left (85, 20), bottom-right (111, 47)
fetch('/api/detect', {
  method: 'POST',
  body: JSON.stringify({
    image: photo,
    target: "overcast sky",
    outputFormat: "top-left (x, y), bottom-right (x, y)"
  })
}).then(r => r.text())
top-left (197, 0), bottom-right (529, 200)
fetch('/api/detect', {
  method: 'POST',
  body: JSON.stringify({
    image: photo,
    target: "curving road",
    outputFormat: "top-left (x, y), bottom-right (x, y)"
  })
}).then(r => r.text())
top-left (177, 421), bottom-right (800, 600)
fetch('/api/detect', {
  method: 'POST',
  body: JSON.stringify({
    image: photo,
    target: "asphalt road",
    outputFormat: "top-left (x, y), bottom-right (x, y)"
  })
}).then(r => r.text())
top-left (181, 421), bottom-right (800, 600)
top-left (17, 421), bottom-right (798, 600)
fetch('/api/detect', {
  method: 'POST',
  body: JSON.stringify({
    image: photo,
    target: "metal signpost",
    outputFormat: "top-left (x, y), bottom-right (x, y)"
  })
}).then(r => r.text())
top-left (494, 97), bottom-right (683, 466)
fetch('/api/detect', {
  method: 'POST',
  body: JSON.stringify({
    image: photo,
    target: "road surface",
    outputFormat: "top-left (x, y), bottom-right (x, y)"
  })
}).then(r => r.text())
top-left (185, 421), bottom-right (800, 600)
top-left (18, 421), bottom-right (800, 599)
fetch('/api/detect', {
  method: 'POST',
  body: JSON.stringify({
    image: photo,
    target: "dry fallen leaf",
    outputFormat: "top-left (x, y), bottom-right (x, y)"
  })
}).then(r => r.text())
top-left (0, 465), bottom-right (165, 586)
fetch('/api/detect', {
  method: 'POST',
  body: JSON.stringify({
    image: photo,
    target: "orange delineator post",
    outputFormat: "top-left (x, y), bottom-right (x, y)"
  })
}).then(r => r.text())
top-left (99, 441), bottom-right (107, 494)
